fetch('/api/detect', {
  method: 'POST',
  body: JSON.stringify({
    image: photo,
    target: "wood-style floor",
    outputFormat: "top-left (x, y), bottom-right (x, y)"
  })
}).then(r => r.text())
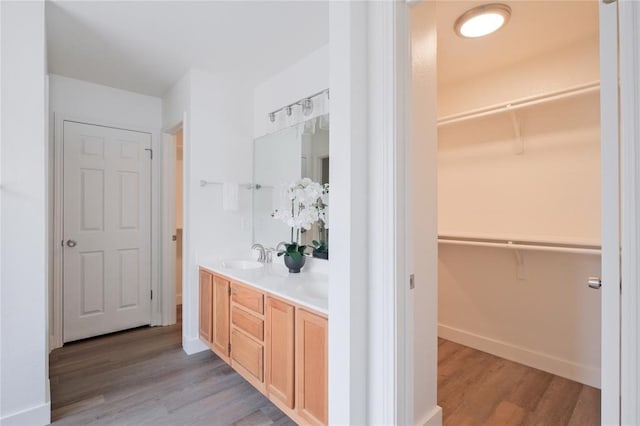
top-left (49, 308), bottom-right (294, 426)
top-left (438, 338), bottom-right (600, 426)
top-left (50, 311), bottom-right (600, 425)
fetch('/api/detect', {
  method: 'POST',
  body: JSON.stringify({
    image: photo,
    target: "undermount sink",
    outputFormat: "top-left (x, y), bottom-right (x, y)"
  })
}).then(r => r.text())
top-left (221, 260), bottom-right (264, 270)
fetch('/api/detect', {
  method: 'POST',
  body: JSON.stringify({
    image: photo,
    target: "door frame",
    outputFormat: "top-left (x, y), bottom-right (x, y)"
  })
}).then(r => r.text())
top-left (384, 0), bottom-right (640, 424)
top-left (618, 1), bottom-right (640, 424)
top-left (160, 122), bottom-right (184, 327)
top-left (599, 1), bottom-right (621, 423)
top-left (51, 113), bottom-right (160, 350)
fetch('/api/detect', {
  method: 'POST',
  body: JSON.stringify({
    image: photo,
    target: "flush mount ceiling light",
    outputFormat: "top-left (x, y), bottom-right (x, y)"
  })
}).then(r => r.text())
top-left (454, 3), bottom-right (511, 38)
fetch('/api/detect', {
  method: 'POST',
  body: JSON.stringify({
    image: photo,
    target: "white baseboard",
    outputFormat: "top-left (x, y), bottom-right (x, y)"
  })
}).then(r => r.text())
top-left (439, 324), bottom-right (600, 388)
top-left (0, 401), bottom-right (50, 426)
top-left (182, 335), bottom-right (208, 355)
top-left (417, 406), bottom-right (442, 426)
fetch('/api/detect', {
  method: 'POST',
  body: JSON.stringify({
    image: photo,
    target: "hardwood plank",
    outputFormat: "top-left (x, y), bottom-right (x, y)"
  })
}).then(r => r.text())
top-left (233, 409), bottom-right (274, 426)
top-left (438, 345), bottom-right (500, 414)
top-left (523, 376), bottom-right (583, 426)
top-left (483, 401), bottom-right (525, 426)
top-left (568, 385), bottom-right (601, 426)
top-left (50, 306), bottom-right (290, 425)
top-left (505, 366), bottom-right (554, 412)
top-left (438, 339), bottom-right (600, 426)
top-left (51, 395), bottom-right (105, 420)
top-left (444, 411), bottom-right (480, 426)
top-left (454, 358), bottom-right (528, 422)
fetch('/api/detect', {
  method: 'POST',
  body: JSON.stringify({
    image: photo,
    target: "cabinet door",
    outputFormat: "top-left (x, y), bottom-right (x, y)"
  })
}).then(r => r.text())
top-left (198, 269), bottom-right (213, 343)
top-left (231, 328), bottom-right (264, 383)
top-left (212, 275), bottom-right (230, 360)
top-left (296, 309), bottom-right (328, 425)
top-left (266, 297), bottom-right (295, 408)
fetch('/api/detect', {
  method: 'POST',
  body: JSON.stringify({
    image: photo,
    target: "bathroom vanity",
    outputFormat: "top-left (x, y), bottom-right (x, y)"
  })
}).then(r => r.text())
top-left (198, 261), bottom-right (327, 425)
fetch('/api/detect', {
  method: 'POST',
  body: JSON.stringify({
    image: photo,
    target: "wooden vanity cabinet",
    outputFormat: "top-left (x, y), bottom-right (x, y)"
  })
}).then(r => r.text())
top-left (198, 269), bottom-right (213, 344)
top-left (296, 309), bottom-right (328, 425)
top-left (211, 275), bottom-right (230, 362)
top-left (265, 296), bottom-right (295, 409)
top-left (230, 282), bottom-right (265, 391)
top-left (198, 267), bottom-right (327, 425)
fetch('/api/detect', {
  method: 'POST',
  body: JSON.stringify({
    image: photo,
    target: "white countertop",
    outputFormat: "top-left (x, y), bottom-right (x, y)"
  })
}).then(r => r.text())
top-left (199, 257), bottom-right (328, 316)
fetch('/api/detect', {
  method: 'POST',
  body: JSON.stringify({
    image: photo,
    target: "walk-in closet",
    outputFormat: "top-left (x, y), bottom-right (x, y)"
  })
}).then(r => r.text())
top-left (432, 1), bottom-right (601, 423)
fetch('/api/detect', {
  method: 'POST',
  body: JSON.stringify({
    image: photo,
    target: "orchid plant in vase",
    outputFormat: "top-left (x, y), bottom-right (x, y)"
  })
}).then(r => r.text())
top-left (272, 178), bottom-right (325, 273)
top-left (312, 183), bottom-right (329, 259)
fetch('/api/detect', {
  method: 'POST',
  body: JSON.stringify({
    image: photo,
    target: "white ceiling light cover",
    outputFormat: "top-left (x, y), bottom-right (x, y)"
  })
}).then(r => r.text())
top-left (455, 4), bottom-right (511, 38)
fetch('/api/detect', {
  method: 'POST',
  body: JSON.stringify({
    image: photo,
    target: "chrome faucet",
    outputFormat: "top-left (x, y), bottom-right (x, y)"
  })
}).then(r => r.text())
top-left (275, 241), bottom-right (288, 253)
top-left (251, 243), bottom-right (266, 262)
top-left (265, 247), bottom-right (276, 263)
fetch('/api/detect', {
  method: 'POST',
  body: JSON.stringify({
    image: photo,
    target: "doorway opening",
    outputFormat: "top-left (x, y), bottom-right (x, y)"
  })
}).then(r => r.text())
top-left (412, 1), bottom-right (602, 424)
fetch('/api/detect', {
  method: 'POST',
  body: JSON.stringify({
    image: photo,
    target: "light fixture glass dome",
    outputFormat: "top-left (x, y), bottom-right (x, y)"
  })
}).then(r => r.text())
top-left (455, 4), bottom-right (511, 38)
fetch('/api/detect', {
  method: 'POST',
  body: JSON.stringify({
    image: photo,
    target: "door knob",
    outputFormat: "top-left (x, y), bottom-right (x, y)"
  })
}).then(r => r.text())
top-left (172, 235), bottom-right (177, 241)
top-left (588, 276), bottom-right (602, 290)
top-left (66, 239), bottom-right (77, 248)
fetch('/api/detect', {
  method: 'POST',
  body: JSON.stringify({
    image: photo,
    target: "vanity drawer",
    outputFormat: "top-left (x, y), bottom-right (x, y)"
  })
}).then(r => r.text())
top-left (231, 283), bottom-right (264, 315)
top-left (232, 306), bottom-right (264, 341)
top-left (231, 329), bottom-right (264, 382)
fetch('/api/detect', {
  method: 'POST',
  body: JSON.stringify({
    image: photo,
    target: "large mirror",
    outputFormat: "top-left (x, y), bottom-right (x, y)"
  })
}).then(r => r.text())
top-left (253, 114), bottom-right (329, 257)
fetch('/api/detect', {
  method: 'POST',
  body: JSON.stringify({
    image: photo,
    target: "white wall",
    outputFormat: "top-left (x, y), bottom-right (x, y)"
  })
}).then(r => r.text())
top-left (438, 35), bottom-right (600, 118)
top-left (254, 44), bottom-right (329, 138)
top-left (162, 72), bottom-right (190, 132)
top-left (438, 247), bottom-right (601, 386)
top-left (435, 34), bottom-right (602, 386)
top-left (48, 74), bottom-right (164, 343)
top-left (438, 93), bottom-right (601, 244)
top-left (50, 75), bottom-right (162, 131)
top-left (162, 68), bottom-right (254, 354)
top-left (0, 1), bottom-right (50, 424)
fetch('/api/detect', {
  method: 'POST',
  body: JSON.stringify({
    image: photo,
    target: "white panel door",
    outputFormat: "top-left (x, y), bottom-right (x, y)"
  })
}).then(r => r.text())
top-left (63, 121), bottom-right (151, 342)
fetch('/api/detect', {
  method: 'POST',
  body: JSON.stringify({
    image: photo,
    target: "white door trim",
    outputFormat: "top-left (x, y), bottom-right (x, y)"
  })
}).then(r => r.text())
top-left (367, 1), bottom-right (417, 424)
top-left (599, 1), bottom-right (621, 423)
top-left (618, 1), bottom-right (640, 423)
top-left (328, 3), bottom-right (369, 423)
top-left (51, 113), bottom-right (161, 350)
top-left (363, 1), bottom-right (441, 423)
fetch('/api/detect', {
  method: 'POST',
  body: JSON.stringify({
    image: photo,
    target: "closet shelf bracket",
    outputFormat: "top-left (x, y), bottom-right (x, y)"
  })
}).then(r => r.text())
top-left (508, 242), bottom-right (526, 280)
top-left (508, 108), bottom-right (524, 155)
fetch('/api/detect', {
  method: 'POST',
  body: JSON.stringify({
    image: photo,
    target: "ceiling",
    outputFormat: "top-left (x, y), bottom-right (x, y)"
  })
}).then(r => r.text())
top-left (47, 1), bottom-right (598, 97)
top-left (437, 0), bottom-right (599, 86)
top-left (46, 1), bottom-right (329, 97)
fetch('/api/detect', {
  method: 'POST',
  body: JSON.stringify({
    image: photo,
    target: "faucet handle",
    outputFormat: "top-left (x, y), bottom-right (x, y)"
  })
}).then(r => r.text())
top-left (251, 243), bottom-right (266, 262)
top-left (265, 248), bottom-right (276, 263)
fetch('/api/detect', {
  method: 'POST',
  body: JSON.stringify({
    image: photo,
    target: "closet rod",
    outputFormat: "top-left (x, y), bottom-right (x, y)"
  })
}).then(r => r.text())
top-left (438, 237), bottom-right (601, 255)
top-left (437, 81), bottom-right (600, 127)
